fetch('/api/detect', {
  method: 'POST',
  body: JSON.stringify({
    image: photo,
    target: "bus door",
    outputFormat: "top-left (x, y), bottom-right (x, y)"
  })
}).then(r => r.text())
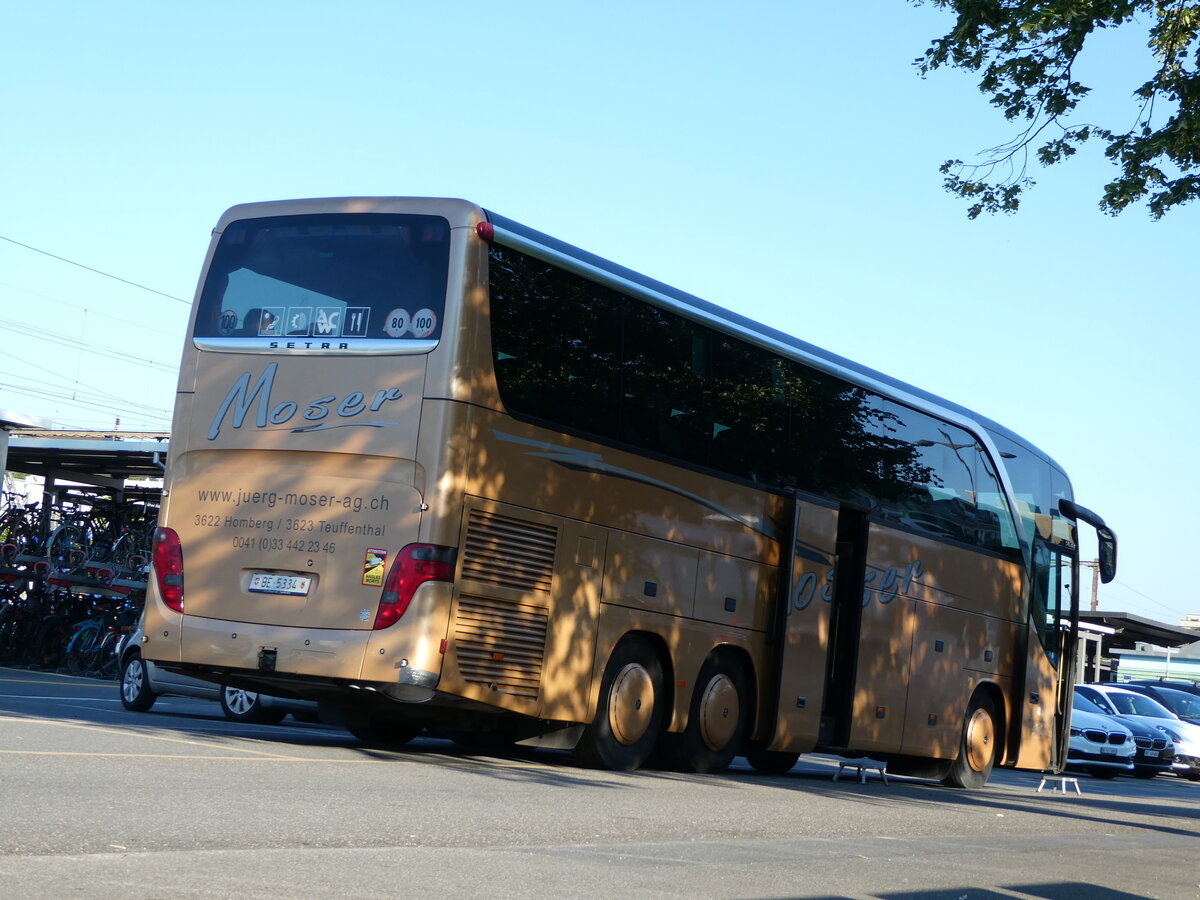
top-left (761, 498), bottom-right (870, 755)
top-left (1015, 539), bottom-right (1075, 771)
top-left (818, 506), bottom-right (872, 748)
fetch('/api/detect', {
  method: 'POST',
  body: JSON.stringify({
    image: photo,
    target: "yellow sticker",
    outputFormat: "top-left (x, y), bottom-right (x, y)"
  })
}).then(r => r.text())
top-left (362, 548), bottom-right (387, 587)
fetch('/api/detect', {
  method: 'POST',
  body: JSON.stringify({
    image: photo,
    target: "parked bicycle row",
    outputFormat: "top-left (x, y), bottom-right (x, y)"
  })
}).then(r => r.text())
top-left (0, 490), bottom-right (156, 584)
top-left (0, 491), bottom-right (155, 676)
top-left (0, 587), bottom-right (142, 676)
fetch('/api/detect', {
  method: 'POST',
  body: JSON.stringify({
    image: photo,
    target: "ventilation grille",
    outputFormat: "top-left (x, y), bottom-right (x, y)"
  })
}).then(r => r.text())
top-left (461, 509), bottom-right (557, 594)
top-left (454, 595), bottom-right (548, 699)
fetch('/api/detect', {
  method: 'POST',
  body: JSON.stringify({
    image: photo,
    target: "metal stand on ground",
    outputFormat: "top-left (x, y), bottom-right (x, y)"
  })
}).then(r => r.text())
top-left (834, 758), bottom-right (889, 785)
top-left (1036, 774), bottom-right (1081, 794)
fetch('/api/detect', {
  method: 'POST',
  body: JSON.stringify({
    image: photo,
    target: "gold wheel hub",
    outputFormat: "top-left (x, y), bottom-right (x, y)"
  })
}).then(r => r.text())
top-left (698, 673), bottom-right (740, 751)
top-left (608, 662), bottom-right (654, 746)
top-left (964, 707), bottom-right (995, 772)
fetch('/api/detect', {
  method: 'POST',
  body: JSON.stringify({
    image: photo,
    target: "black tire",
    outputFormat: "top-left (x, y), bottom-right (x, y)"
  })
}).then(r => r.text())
top-left (663, 653), bottom-right (748, 774)
top-left (96, 631), bottom-right (122, 679)
top-left (576, 634), bottom-right (666, 771)
top-left (47, 523), bottom-right (88, 573)
top-left (744, 743), bottom-right (801, 775)
top-left (120, 652), bottom-right (157, 712)
top-left (441, 724), bottom-right (520, 755)
top-left (942, 691), bottom-right (998, 789)
top-left (220, 687), bottom-right (287, 724)
top-left (347, 717), bottom-right (422, 748)
top-left (66, 625), bottom-right (100, 675)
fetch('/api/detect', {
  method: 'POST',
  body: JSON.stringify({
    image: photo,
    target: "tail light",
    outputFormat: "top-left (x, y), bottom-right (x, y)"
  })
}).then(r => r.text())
top-left (152, 526), bottom-right (185, 612)
top-left (373, 543), bottom-right (456, 630)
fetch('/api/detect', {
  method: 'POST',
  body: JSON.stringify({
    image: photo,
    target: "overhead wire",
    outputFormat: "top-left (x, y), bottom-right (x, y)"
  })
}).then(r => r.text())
top-left (0, 234), bottom-right (189, 304)
top-left (0, 236), bottom-right (184, 429)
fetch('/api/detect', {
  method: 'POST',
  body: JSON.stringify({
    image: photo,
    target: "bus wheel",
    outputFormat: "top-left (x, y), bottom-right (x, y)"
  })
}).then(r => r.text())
top-left (666, 654), bottom-right (748, 774)
top-left (348, 718), bottom-right (422, 748)
top-left (942, 692), bottom-right (997, 789)
top-left (744, 743), bottom-right (801, 775)
top-left (576, 635), bottom-right (665, 771)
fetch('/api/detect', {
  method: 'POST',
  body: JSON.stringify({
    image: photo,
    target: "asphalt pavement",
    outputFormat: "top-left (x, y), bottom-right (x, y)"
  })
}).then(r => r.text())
top-left (1, 666), bottom-right (1197, 899)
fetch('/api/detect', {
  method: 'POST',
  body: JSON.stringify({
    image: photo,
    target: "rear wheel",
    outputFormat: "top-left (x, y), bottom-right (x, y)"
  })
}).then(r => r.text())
top-left (347, 717), bottom-right (422, 748)
top-left (942, 692), bottom-right (998, 789)
top-left (664, 653), bottom-right (748, 774)
top-left (576, 635), bottom-right (665, 771)
top-left (220, 687), bottom-right (287, 724)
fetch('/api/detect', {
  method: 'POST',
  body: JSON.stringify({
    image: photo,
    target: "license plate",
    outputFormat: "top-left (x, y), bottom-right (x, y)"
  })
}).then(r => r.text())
top-left (1101, 746), bottom-right (1115, 755)
top-left (1145, 750), bottom-right (1158, 758)
top-left (248, 573), bottom-right (311, 596)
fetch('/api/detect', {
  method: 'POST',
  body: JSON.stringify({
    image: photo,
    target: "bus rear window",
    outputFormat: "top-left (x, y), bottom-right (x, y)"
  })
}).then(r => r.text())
top-left (193, 213), bottom-right (450, 353)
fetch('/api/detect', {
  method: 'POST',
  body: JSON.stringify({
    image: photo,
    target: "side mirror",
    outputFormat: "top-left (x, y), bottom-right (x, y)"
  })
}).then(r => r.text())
top-left (1058, 499), bottom-right (1118, 583)
top-left (1097, 526), bottom-right (1117, 584)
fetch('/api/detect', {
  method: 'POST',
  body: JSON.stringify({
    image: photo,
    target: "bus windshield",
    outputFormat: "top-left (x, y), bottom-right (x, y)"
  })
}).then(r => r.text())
top-left (193, 213), bottom-right (450, 352)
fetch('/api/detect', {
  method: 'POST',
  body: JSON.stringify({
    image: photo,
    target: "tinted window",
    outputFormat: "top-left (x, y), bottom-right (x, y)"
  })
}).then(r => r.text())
top-left (489, 244), bottom-right (1019, 556)
top-left (194, 213), bottom-right (450, 351)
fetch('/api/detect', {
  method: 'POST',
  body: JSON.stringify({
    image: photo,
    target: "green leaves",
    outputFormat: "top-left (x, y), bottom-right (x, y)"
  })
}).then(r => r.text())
top-left (913, 0), bottom-right (1200, 218)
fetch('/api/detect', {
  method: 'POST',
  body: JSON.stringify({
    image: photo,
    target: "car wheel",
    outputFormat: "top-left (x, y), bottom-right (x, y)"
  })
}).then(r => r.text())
top-left (220, 687), bottom-right (286, 724)
top-left (120, 652), bottom-right (157, 712)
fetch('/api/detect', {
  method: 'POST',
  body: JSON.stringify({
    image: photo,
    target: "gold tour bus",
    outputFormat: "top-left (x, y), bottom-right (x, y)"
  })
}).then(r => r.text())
top-left (136, 197), bottom-right (1117, 786)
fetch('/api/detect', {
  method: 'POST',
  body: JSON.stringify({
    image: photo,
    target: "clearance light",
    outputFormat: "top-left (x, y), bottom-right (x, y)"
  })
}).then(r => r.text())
top-left (373, 544), bottom-right (456, 630)
top-left (476, 222), bottom-right (495, 243)
top-left (152, 527), bottom-right (185, 612)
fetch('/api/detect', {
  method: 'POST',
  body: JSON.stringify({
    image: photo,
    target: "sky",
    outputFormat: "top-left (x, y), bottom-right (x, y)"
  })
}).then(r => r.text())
top-left (1, 2), bottom-right (1196, 628)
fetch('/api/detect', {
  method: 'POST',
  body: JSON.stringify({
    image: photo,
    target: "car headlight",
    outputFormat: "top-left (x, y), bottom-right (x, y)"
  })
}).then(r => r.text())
top-left (1155, 724), bottom-right (1182, 742)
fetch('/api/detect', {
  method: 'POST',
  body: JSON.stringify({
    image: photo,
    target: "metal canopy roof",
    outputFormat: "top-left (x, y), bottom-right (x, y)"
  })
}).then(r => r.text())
top-left (1078, 611), bottom-right (1199, 651)
top-left (5, 433), bottom-right (169, 491)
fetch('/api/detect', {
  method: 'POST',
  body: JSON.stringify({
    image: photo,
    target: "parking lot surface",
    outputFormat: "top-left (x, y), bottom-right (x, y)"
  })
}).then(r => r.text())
top-left (2, 666), bottom-right (1198, 899)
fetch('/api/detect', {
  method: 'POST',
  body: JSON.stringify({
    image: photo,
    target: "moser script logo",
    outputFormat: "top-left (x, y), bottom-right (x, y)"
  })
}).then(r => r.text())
top-left (208, 363), bottom-right (404, 439)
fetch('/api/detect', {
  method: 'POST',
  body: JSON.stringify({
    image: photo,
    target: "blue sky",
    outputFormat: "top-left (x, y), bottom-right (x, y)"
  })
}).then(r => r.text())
top-left (2, 2), bottom-right (1196, 627)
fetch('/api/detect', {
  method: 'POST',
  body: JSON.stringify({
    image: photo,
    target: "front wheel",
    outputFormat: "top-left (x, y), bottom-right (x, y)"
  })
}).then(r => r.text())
top-left (942, 692), bottom-right (998, 789)
top-left (575, 635), bottom-right (665, 771)
top-left (744, 743), bottom-right (801, 775)
top-left (220, 687), bottom-right (287, 724)
top-left (120, 652), bottom-right (157, 712)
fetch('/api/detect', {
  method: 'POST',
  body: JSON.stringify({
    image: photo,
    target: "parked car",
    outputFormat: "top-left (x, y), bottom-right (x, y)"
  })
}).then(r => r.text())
top-left (1124, 678), bottom-right (1200, 700)
top-left (1065, 704), bottom-right (1136, 779)
top-left (1121, 682), bottom-right (1200, 724)
top-left (118, 626), bottom-right (316, 724)
top-left (1075, 683), bottom-right (1200, 780)
top-left (1073, 690), bottom-right (1174, 778)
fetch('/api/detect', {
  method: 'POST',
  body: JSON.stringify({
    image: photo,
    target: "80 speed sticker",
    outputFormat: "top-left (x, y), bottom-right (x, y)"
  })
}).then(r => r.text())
top-left (384, 308), bottom-right (437, 339)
